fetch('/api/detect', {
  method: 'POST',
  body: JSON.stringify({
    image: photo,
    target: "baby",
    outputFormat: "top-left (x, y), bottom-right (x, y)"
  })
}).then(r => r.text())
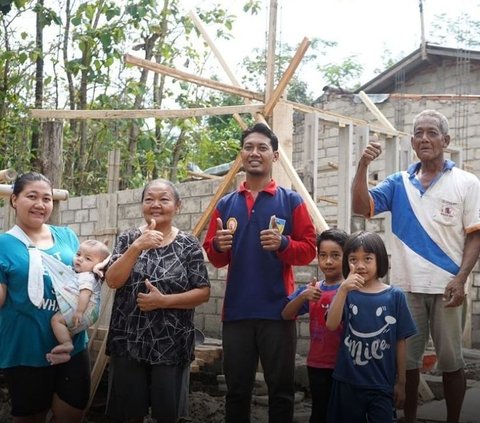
top-left (47, 239), bottom-right (110, 365)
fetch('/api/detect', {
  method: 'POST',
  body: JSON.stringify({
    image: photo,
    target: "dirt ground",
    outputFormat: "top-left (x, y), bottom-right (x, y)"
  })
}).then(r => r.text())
top-left (1, 359), bottom-right (480, 423)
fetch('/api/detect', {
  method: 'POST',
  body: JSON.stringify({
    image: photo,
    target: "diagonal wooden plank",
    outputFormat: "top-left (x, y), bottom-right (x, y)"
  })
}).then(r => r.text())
top-left (358, 91), bottom-right (396, 132)
top-left (264, 37), bottom-right (311, 117)
top-left (188, 16), bottom-right (320, 235)
top-left (124, 53), bottom-right (264, 102)
top-left (191, 154), bottom-right (243, 238)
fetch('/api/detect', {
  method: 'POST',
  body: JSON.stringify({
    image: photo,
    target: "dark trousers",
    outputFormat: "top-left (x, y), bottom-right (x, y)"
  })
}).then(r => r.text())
top-left (307, 366), bottom-right (333, 423)
top-left (223, 319), bottom-right (296, 423)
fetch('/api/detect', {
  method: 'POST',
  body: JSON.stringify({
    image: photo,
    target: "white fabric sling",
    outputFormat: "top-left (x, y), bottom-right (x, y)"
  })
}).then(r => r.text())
top-left (7, 225), bottom-right (47, 307)
top-left (7, 225), bottom-right (100, 333)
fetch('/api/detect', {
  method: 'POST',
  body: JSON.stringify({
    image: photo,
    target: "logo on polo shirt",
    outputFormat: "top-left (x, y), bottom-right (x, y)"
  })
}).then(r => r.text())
top-left (440, 200), bottom-right (456, 218)
top-left (226, 217), bottom-right (238, 233)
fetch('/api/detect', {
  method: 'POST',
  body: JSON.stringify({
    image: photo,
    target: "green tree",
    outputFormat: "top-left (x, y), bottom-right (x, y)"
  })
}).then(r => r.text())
top-left (241, 38), bottom-right (336, 105)
top-left (318, 56), bottom-right (363, 91)
top-left (0, 0), bottom-right (27, 15)
top-left (0, 0), bottom-right (37, 173)
top-left (430, 11), bottom-right (480, 48)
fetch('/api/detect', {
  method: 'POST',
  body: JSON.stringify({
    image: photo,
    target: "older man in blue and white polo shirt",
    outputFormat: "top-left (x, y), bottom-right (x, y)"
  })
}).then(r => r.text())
top-left (351, 109), bottom-right (480, 423)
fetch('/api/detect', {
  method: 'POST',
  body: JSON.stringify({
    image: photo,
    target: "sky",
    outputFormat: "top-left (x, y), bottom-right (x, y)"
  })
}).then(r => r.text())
top-left (179, 0), bottom-right (480, 94)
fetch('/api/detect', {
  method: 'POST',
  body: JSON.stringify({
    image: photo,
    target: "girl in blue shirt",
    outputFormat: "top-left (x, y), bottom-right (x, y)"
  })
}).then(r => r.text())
top-left (326, 231), bottom-right (417, 423)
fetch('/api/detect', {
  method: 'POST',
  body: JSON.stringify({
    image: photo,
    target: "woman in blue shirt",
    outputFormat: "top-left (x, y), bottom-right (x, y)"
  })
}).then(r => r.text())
top-left (0, 172), bottom-right (89, 423)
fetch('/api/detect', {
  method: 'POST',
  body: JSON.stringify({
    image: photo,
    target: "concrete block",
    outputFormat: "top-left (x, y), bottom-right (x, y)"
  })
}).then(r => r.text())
top-left (75, 209), bottom-right (89, 223)
top-left (117, 189), bottom-right (135, 205)
top-left (82, 195), bottom-right (97, 209)
top-left (68, 196), bottom-right (82, 210)
top-left (80, 222), bottom-right (95, 237)
top-left (61, 210), bottom-right (75, 224)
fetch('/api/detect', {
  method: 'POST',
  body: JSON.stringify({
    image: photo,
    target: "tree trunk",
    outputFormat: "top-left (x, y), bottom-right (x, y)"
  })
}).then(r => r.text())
top-left (124, 32), bottom-right (161, 187)
top-left (170, 129), bottom-right (185, 183)
top-left (63, 0), bottom-right (77, 134)
top-left (30, 0), bottom-right (44, 169)
top-left (41, 121), bottom-right (64, 224)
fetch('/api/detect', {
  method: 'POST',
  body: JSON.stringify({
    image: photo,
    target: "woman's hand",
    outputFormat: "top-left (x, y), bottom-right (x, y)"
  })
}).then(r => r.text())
top-left (137, 279), bottom-right (165, 311)
top-left (133, 219), bottom-right (167, 252)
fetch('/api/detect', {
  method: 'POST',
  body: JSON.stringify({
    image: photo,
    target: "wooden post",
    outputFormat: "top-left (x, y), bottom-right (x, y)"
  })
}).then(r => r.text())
top-left (41, 120), bottom-right (64, 225)
top-left (265, 0), bottom-right (278, 101)
top-left (304, 113), bottom-right (319, 199)
top-left (88, 192), bottom-right (119, 408)
top-left (337, 124), bottom-right (355, 232)
top-left (271, 102), bottom-right (293, 189)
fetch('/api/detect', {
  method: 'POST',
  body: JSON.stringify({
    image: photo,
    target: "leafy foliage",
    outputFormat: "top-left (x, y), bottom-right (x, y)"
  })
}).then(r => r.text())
top-left (430, 12), bottom-right (480, 48)
top-left (0, 0), bottom-right (392, 195)
top-left (318, 56), bottom-right (364, 91)
top-left (0, 0), bottom-right (27, 15)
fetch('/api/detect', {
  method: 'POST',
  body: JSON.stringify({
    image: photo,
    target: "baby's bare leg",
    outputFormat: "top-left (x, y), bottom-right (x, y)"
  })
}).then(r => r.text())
top-left (47, 312), bottom-right (74, 365)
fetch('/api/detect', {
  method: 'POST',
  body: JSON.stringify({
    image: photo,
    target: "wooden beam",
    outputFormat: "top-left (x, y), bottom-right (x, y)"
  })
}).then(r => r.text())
top-left (124, 53), bottom-right (264, 102)
top-left (285, 100), bottom-right (409, 137)
top-left (107, 149), bottom-right (121, 193)
top-left (264, 37), bottom-right (311, 117)
top-left (337, 124), bottom-right (354, 231)
top-left (317, 195), bottom-right (338, 205)
top-left (0, 184), bottom-right (68, 200)
top-left (29, 104), bottom-right (265, 120)
top-left (277, 144), bottom-right (329, 233)
top-left (0, 168), bottom-right (17, 183)
top-left (187, 11), bottom-right (240, 86)
top-left (191, 155), bottom-right (243, 238)
top-left (30, 100), bottom-right (407, 140)
top-left (187, 10), bottom-right (252, 126)
top-left (187, 171), bottom-right (222, 180)
top-left (271, 102), bottom-right (293, 188)
top-left (358, 91), bottom-right (396, 132)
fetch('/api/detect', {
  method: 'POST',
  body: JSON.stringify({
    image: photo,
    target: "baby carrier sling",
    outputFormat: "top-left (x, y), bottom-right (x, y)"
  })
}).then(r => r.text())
top-left (7, 225), bottom-right (99, 334)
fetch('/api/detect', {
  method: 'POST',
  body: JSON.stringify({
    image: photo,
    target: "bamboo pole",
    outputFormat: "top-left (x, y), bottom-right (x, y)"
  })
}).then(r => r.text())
top-left (0, 184), bottom-right (68, 200)
top-left (0, 168), bottom-right (17, 183)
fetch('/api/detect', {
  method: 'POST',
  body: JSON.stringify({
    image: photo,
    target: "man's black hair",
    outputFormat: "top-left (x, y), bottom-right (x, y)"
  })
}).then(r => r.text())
top-left (240, 123), bottom-right (279, 151)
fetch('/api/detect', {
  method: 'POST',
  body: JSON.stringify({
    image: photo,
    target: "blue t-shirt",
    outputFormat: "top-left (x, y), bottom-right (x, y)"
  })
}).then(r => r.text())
top-left (0, 225), bottom-right (87, 368)
top-left (333, 286), bottom-right (417, 393)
